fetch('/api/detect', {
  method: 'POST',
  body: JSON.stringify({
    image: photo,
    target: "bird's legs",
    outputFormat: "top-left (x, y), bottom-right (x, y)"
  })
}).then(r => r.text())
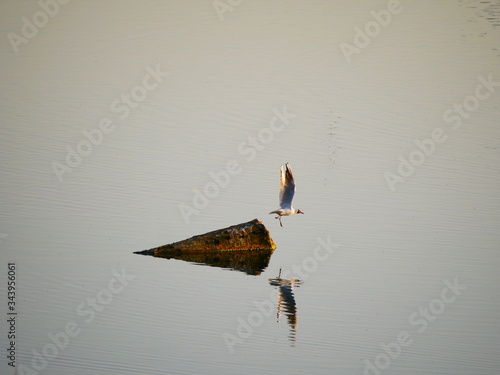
top-left (274, 215), bottom-right (283, 227)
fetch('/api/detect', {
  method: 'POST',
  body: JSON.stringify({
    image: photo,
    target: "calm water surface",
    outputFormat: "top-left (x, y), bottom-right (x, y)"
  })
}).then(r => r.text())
top-left (1, 1), bottom-right (499, 374)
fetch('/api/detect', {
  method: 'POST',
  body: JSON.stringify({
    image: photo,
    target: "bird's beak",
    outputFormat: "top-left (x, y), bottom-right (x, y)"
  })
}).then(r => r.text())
top-left (297, 210), bottom-right (304, 214)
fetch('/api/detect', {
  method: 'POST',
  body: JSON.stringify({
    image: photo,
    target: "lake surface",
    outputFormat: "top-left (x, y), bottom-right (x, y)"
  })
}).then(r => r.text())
top-left (1, 1), bottom-right (499, 374)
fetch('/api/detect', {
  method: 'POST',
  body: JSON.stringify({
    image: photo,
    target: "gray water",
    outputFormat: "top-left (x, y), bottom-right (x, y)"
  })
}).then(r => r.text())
top-left (1, 1), bottom-right (500, 374)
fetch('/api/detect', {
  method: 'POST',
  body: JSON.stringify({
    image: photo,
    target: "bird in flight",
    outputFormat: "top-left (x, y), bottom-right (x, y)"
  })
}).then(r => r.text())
top-left (269, 163), bottom-right (304, 227)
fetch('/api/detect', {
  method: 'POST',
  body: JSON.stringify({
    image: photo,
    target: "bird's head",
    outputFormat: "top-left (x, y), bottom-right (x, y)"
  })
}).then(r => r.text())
top-left (297, 209), bottom-right (304, 214)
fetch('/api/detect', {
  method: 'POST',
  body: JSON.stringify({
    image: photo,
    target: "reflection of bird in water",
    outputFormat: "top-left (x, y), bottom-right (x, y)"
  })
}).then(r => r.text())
top-left (269, 163), bottom-right (304, 227)
top-left (269, 269), bottom-right (302, 345)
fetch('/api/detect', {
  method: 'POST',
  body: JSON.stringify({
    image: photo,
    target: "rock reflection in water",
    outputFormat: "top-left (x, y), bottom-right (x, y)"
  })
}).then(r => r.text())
top-left (269, 270), bottom-right (302, 345)
top-left (136, 248), bottom-right (274, 275)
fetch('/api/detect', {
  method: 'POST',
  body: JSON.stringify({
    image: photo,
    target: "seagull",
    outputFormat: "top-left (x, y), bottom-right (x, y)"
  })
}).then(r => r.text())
top-left (269, 163), bottom-right (304, 227)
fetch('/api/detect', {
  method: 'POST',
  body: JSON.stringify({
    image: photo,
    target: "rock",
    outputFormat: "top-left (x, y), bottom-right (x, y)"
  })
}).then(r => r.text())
top-left (135, 219), bottom-right (276, 256)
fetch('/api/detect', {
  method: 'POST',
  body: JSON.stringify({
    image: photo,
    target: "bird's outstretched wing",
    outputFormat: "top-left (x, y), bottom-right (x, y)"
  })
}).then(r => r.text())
top-left (279, 163), bottom-right (295, 210)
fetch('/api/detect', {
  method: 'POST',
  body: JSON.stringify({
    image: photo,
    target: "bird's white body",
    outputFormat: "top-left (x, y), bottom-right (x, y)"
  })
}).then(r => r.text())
top-left (269, 163), bottom-right (303, 226)
top-left (269, 208), bottom-right (300, 216)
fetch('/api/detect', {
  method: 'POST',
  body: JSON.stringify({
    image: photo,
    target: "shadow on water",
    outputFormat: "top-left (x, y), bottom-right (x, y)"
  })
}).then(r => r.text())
top-left (136, 249), bottom-right (275, 275)
top-left (269, 270), bottom-right (303, 346)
